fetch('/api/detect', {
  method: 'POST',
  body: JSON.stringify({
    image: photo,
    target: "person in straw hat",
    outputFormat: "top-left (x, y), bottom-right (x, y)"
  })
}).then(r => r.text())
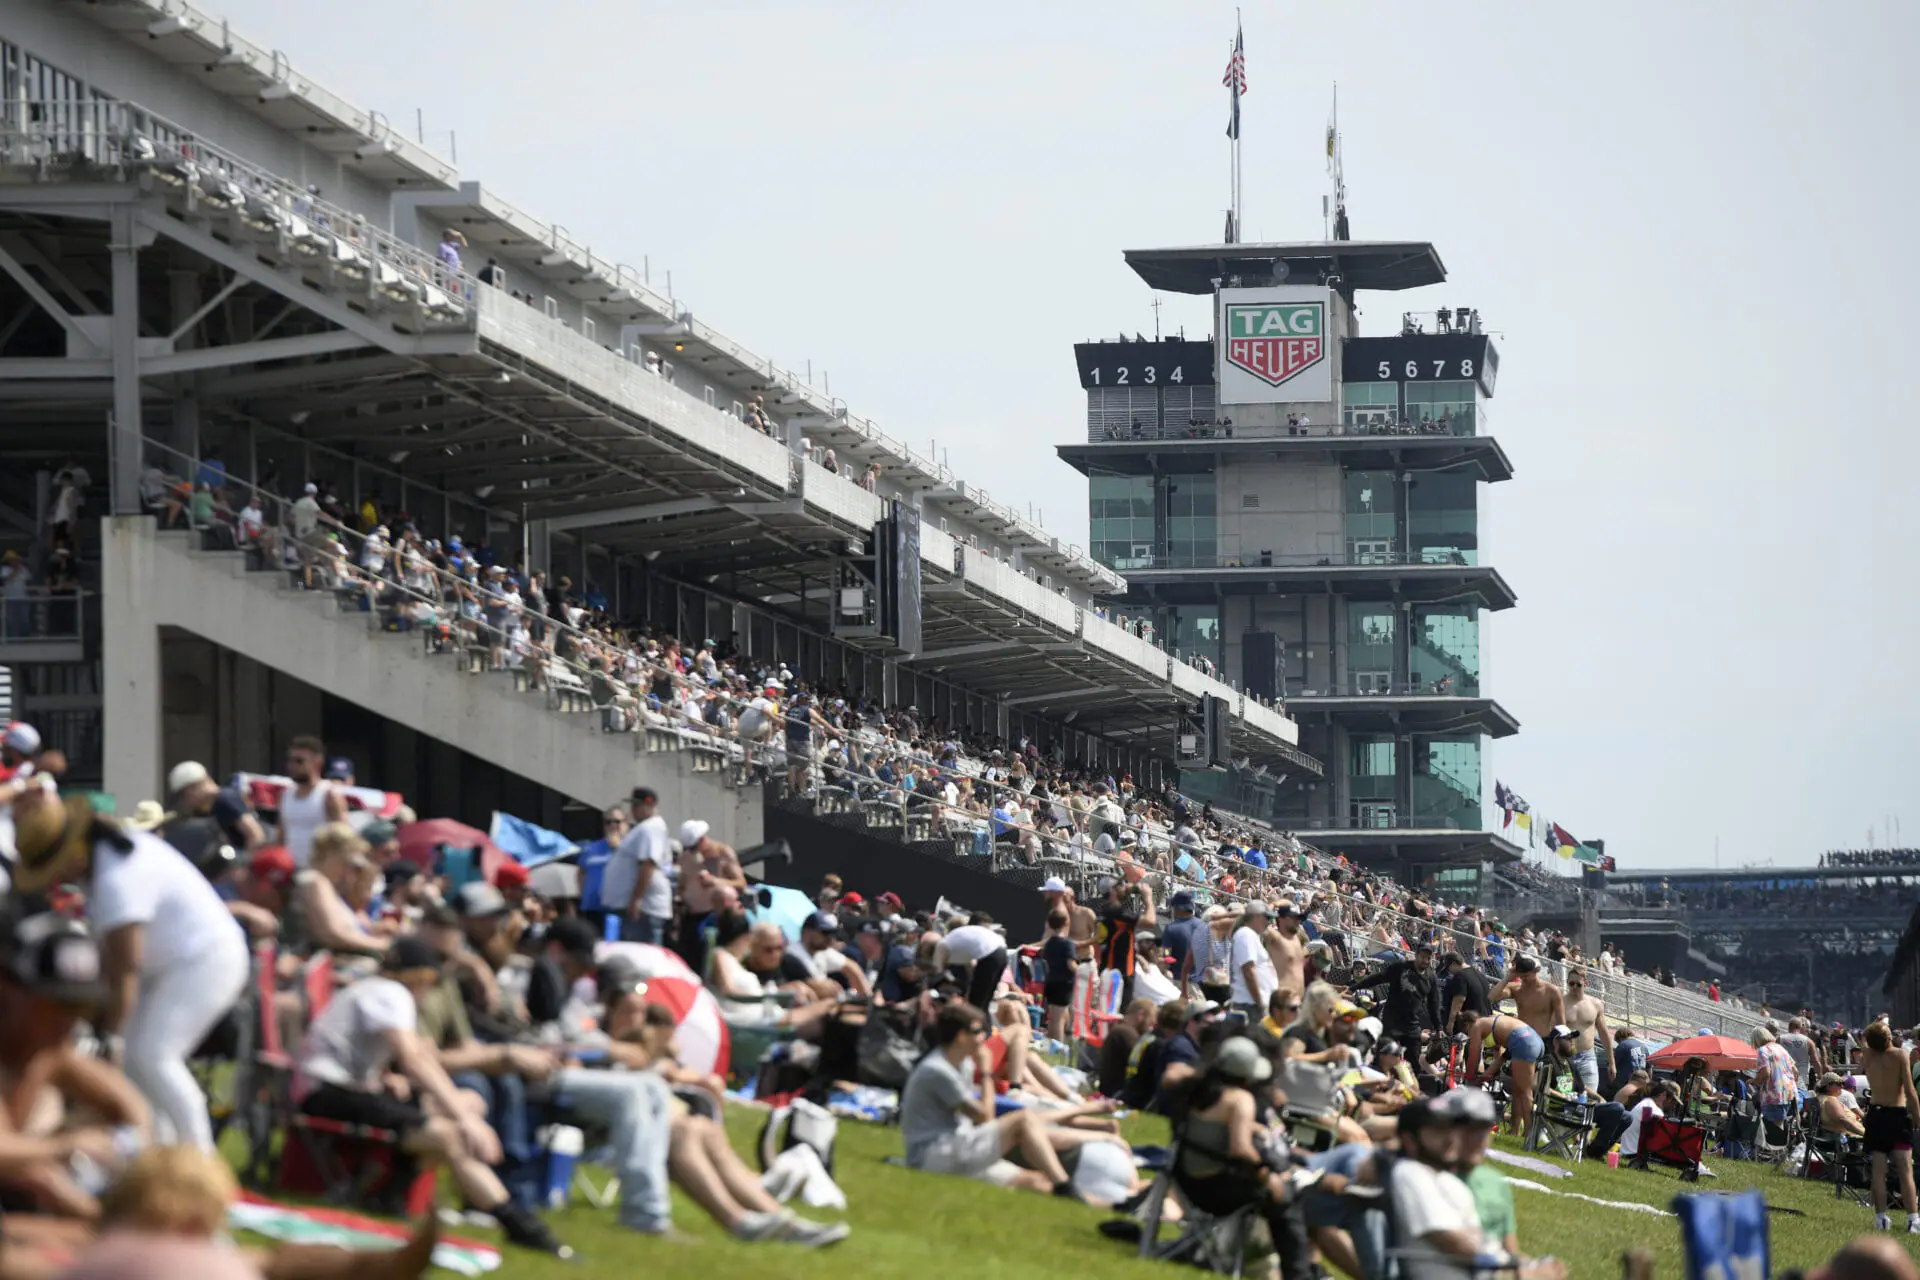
top-left (11, 787), bottom-right (249, 1153)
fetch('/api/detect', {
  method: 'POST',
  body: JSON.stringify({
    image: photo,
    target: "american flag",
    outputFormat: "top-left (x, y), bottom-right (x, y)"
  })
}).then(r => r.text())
top-left (1223, 23), bottom-right (1246, 139)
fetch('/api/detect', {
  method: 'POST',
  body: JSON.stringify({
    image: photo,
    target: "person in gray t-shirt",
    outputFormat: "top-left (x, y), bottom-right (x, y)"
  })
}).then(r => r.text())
top-left (899, 1002), bottom-right (1111, 1197)
top-left (1777, 1019), bottom-right (1824, 1084)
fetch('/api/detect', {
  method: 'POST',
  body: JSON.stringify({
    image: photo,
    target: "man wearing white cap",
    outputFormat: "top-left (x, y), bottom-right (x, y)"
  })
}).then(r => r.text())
top-left (0, 721), bottom-right (56, 872)
top-left (674, 818), bottom-right (743, 972)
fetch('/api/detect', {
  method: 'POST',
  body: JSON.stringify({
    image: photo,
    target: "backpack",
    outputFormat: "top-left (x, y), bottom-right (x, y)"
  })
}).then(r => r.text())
top-left (756, 1097), bottom-right (838, 1174)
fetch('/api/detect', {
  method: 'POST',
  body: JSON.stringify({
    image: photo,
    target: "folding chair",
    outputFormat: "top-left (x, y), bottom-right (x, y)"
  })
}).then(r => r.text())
top-left (1523, 1063), bottom-right (1595, 1162)
top-left (1630, 1116), bottom-right (1707, 1182)
top-left (1802, 1131), bottom-right (1873, 1207)
top-left (1135, 1133), bottom-right (1265, 1277)
top-left (270, 953), bottom-right (437, 1217)
top-left (1278, 1059), bottom-right (1342, 1155)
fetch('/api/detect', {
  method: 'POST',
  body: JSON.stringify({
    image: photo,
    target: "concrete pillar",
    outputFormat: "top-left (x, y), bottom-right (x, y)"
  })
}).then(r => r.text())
top-left (108, 206), bottom-right (147, 515)
top-left (101, 515), bottom-right (163, 807)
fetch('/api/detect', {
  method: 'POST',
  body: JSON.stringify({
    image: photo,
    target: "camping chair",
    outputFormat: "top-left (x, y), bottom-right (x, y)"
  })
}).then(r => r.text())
top-left (1749, 1103), bottom-right (1796, 1166)
top-left (1277, 1059), bottom-right (1343, 1154)
top-left (1135, 1131), bottom-right (1265, 1277)
top-left (1802, 1130), bottom-right (1873, 1207)
top-left (269, 952), bottom-right (436, 1217)
top-left (1629, 1115), bottom-right (1707, 1182)
top-left (702, 949), bottom-right (799, 1084)
top-left (1523, 1062), bottom-right (1595, 1162)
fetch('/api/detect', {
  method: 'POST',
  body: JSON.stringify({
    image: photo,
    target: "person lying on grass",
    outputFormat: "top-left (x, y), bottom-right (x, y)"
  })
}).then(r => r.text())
top-left (900, 1000), bottom-right (1121, 1199)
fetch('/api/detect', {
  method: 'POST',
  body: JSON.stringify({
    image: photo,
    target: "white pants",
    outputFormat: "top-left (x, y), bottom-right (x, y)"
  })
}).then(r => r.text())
top-left (122, 934), bottom-right (250, 1151)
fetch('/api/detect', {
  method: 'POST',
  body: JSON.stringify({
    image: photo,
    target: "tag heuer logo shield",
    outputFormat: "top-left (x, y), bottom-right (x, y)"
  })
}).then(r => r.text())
top-left (1224, 301), bottom-right (1326, 387)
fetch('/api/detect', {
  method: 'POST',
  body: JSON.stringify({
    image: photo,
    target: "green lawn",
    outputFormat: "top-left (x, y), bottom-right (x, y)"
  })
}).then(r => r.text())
top-left (387, 1106), bottom-right (1915, 1279)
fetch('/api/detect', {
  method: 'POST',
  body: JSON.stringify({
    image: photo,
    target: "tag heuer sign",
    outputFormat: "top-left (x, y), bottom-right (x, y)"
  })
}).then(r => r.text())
top-left (1224, 300), bottom-right (1326, 388)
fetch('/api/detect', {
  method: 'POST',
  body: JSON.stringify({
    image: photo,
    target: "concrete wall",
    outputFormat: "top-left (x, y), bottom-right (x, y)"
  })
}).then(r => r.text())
top-left (1214, 457), bottom-right (1343, 564)
top-left (101, 516), bottom-right (760, 847)
top-left (4, 0), bottom-right (396, 215)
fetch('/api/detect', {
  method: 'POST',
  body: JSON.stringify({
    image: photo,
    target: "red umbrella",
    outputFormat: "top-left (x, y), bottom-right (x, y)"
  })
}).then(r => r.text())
top-left (395, 818), bottom-right (505, 881)
top-left (1648, 1034), bottom-right (1757, 1073)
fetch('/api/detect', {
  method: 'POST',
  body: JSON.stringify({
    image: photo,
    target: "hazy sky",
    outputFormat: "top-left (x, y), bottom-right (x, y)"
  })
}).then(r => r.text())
top-left (211, 1), bottom-right (1917, 871)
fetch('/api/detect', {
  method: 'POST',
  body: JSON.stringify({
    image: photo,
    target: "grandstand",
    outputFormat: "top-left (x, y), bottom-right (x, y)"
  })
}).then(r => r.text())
top-left (0, 0), bottom-right (1308, 846)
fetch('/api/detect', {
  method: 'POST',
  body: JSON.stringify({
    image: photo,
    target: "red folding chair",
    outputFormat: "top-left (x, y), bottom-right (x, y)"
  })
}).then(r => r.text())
top-left (269, 951), bottom-right (437, 1216)
top-left (1632, 1116), bottom-right (1707, 1181)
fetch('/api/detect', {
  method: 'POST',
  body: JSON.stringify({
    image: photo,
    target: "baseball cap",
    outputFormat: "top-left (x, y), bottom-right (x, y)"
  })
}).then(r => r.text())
top-left (886, 944), bottom-right (921, 971)
top-left (1434, 1087), bottom-right (1499, 1126)
top-left (456, 881), bottom-right (510, 918)
top-left (360, 818), bottom-right (398, 845)
top-left (1170, 890), bottom-right (1196, 910)
top-left (1334, 999), bottom-right (1366, 1020)
top-left (878, 891), bottom-right (904, 911)
top-left (1215, 1036), bottom-right (1272, 1084)
top-left (384, 936), bottom-right (445, 974)
top-left (4, 909), bottom-right (107, 1006)
top-left (382, 858), bottom-right (421, 885)
top-left (1414, 939), bottom-right (1435, 953)
top-left (678, 820), bottom-right (710, 847)
top-left (840, 890), bottom-right (866, 909)
top-left (803, 911), bottom-right (840, 936)
top-left (1241, 900), bottom-right (1268, 917)
top-left (166, 761), bottom-right (211, 795)
top-left (1512, 955), bottom-right (1539, 974)
top-left (1549, 1023), bottom-right (1576, 1041)
top-left (323, 757), bottom-right (354, 781)
top-left (493, 859), bottom-right (530, 889)
top-left (548, 916), bottom-right (598, 962)
top-left (1187, 999), bottom-right (1223, 1020)
top-left (2, 722), bottom-right (40, 756)
top-left (1818, 1071), bottom-right (1845, 1088)
top-left (1040, 876), bottom-right (1068, 894)
top-left (247, 845), bottom-right (297, 890)
top-left (1397, 1097), bottom-right (1443, 1136)
top-left (1272, 900), bottom-right (1298, 917)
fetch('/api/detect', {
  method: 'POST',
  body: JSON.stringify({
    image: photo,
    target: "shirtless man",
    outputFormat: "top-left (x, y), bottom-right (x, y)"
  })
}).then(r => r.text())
top-left (1561, 968), bottom-right (1614, 1098)
top-left (1262, 900), bottom-right (1309, 998)
top-left (1467, 1013), bottom-right (1547, 1136)
top-left (1041, 878), bottom-right (1098, 1026)
top-left (674, 820), bottom-right (744, 973)
top-left (1858, 1021), bottom-right (1920, 1233)
top-left (1492, 955), bottom-right (1565, 1043)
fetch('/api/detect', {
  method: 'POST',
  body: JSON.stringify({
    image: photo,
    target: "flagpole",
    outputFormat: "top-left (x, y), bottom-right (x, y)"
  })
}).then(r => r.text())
top-left (1232, 9), bottom-right (1243, 243)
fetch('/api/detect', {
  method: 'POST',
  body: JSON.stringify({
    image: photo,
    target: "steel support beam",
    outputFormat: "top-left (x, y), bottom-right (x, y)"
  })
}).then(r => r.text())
top-left (0, 238), bottom-right (89, 349)
top-left (136, 209), bottom-right (480, 357)
top-left (108, 204), bottom-right (146, 513)
top-left (545, 496), bottom-right (722, 533)
top-left (1005, 686), bottom-right (1119, 707)
top-left (141, 329), bottom-right (370, 376)
top-left (910, 640), bottom-right (1025, 664)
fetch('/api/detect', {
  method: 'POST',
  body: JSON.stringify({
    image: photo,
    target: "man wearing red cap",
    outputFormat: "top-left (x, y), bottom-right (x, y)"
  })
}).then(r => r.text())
top-left (493, 858), bottom-right (531, 911)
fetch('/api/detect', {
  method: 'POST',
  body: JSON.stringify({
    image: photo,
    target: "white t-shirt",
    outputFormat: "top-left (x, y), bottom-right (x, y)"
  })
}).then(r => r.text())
top-left (941, 925), bottom-right (1006, 964)
top-left (1229, 925), bottom-right (1277, 1006)
top-left (602, 815), bottom-right (674, 919)
top-left (1389, 1157), bottom-right (1489, 1280)
top-left (1619, 1098), bottom-right (1665, 1157)
top-left (89, 828), bottom-right (244, 973)
top-left (297, 976), bottom-right (418, 1094)
top-left (802, 945), bottom-right (853, 980)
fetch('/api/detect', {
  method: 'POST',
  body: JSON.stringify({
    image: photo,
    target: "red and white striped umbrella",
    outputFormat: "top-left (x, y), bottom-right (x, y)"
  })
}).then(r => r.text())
top-left (594, 941), bottom-right (729, 1076)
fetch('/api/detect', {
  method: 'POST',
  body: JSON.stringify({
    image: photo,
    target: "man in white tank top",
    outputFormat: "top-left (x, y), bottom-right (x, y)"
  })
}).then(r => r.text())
top-left (280, 735), bottom-right (348, 868)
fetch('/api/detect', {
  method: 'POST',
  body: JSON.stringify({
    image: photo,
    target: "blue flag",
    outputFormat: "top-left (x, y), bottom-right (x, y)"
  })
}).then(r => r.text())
top-left (487, 811), bottom-right (579, 868)
top-left (1673, 1189), bottom-right (1769, 1280)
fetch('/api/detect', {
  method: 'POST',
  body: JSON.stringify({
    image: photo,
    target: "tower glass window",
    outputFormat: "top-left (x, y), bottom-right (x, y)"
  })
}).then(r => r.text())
top-left (1343, 470), bottom-right (1397, 562)
top-left (1166, 473), bottom-right (1216, 568)
top-left (1407, 467), bottom-right (1477, 566)
top-left (1404, 380), bottom-right (1479, 436)
top-left (1410, 604), bottom-right (1479, 696)
top-left (1089, 474), bottom-right (1154, 569)
top-left (1175, 605), bottom-right (1220, 663)
top-left (1346, 602), bottom-right (1397, 693)
top-left (1348, 734), bottom-right (1397, 826)
top-left (1412, 735), bottom-right (1482, 831)
top-left (1342, 382), bottom-right (1399, 429)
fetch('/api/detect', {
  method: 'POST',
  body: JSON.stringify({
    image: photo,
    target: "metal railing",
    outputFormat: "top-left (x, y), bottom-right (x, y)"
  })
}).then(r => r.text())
top-left (1116, 548), bottom-right (1477, 572)
top-left (1086, 412), bottom-right (1479, 444)
top-left (1294, 677), bottom-right (1482, 698)
top-left (0, 96), bottom-right (475, 322)
top-left (0, 589), bottom-right (89, 644)
top-left (773, 763), bottom-right (1779, 1036)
